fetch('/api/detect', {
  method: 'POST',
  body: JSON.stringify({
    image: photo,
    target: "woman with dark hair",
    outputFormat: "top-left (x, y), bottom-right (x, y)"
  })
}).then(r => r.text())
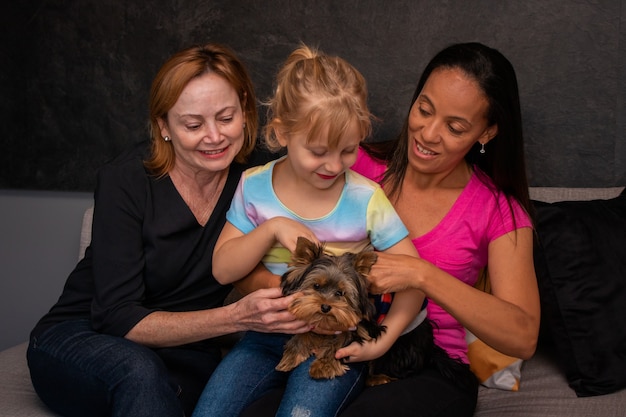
top-left (26, 43), bottom-right (309, 417)
top-left (241, 42), bottom-right (539, 417)
top-left (343, 41), bottom-right (539, 416)
top-left (363, 42), bottom-right (530, 211)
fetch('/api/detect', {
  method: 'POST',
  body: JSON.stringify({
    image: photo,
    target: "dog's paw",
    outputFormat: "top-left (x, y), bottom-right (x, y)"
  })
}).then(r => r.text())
top-left (309, 358), bottom-right (349, 379)
top-left (275, 360), bottom-right (295, 372)
top-left (358, 320), bottom-right (386, 341)
top-left (365, 373), bottom-right (397, 386)
top-left (276, 352), bottom-right (309, 372)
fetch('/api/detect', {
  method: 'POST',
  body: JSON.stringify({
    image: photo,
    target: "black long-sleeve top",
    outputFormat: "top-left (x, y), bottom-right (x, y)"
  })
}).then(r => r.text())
top-left (32, 141), bottom-right (272, 340)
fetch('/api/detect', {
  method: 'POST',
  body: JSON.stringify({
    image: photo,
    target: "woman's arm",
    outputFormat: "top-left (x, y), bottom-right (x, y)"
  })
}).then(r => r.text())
top-left (368, 227), bottom-right (540, 359)
top-left (125, 287), bottom-right (311, 348)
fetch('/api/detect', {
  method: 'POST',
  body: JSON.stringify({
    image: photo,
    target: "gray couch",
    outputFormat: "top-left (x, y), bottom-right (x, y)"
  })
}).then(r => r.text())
top-left (2, 187), bottom-right (625, 416)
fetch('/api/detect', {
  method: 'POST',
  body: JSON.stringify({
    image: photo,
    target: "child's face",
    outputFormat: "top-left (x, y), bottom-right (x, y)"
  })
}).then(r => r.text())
top-left (284, 119), bottom-right (362, 190)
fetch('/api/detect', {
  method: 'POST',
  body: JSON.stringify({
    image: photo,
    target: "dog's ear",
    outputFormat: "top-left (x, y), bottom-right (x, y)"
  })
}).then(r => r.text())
top-left (353, 248), bottom-right (377, 277)
top-left (351, 248), bottom-right (378, 319)
top-left (353, 273), bottom-right (377, 320)
top-left (290, 237), bottom-right (324, 267)
top-left (281, 237), bottom-right (324, 295)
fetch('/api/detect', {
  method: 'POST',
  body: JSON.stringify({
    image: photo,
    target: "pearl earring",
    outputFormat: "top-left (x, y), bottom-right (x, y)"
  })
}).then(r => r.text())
top-left (164, 136), bottom-right (171, 142)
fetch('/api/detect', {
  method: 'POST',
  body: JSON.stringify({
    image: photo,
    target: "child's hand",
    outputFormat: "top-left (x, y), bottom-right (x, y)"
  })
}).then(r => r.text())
top-left (334, 338), bottom-right (389, 363)
top-left (270, 217), bottom-right (319, 252)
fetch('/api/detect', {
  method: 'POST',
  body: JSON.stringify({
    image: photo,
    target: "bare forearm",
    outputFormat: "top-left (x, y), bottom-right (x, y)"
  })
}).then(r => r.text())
top-left (125, 287), bottom-right (312, 348)
top-left (370, 246), bottom-right (539, 359)
top-left (418, 259), bottom-right (539, 359)
top-left (125, 304), bottom-right (243, 348)
top-left (379, 289), bottom-right (425, 349)
top-left (213, 224), bottom-right (277, 284)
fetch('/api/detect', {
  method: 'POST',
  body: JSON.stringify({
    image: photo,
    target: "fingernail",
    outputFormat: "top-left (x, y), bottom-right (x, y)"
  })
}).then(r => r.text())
top-left (334, 331), bottom-right (342, 335)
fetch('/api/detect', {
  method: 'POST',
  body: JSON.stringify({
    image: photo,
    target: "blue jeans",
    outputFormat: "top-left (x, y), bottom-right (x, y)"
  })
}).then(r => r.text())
top-left (192, 331), bottom-right (367, 417)
top-left (27, 319), bottom-right (222, 417)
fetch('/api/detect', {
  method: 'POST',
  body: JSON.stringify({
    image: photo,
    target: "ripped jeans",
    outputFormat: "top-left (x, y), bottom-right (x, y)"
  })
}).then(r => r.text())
top-left (192, 331), bottom-right (367, 417)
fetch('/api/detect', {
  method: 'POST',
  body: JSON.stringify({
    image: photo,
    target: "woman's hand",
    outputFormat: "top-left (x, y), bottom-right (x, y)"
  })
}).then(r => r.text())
top-left (367, 252), bottom-right (426, 294)
top-left (232, 287), bottom-right (311, 334)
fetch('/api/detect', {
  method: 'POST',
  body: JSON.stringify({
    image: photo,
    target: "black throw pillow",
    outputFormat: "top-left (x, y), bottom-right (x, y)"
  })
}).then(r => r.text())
top-left (532, 193), bottom-right (626, 397)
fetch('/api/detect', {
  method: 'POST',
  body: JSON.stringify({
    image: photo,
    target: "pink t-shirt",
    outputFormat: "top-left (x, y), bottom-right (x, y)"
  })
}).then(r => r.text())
top-left (353, 148), bottom-right (533, 363)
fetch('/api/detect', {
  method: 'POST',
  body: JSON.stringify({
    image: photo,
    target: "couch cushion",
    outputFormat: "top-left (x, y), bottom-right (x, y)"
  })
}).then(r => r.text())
top-left (0, 342), bottom-right (60, 416)
top-left (532, 192), bottom-right (626, 396)
top-left (474, 347), bottom-right (626, 417)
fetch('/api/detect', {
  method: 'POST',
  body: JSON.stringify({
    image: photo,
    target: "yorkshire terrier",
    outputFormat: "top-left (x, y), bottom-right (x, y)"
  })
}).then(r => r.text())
top-left (276, 237), bottom-right (445, 386)
top-left (275, 237), bottom-right (384, 380)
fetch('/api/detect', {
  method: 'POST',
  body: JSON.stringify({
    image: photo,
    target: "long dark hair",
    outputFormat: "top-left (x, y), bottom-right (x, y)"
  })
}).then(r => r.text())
top-left (364, 42), bottom-right (532, 219)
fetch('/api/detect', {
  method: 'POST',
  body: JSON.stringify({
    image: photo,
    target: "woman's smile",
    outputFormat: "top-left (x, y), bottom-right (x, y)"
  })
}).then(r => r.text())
top-left (415, 140), bottom-right (436, 157)
top-left (198, 146), bottom-right (229, 158)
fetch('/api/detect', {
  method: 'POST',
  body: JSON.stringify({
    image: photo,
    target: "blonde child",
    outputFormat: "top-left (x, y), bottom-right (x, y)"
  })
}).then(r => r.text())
top-left (192, 45), bottom-right (426, 417)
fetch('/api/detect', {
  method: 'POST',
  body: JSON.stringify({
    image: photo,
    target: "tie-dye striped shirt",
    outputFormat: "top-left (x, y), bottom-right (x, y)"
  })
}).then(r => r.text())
top-left (226, 156), bottom-right (409, 276)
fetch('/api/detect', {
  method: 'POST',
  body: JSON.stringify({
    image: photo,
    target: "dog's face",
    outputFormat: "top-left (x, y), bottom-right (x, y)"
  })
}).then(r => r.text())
top-left (280, 237), bottom-right (378, 330)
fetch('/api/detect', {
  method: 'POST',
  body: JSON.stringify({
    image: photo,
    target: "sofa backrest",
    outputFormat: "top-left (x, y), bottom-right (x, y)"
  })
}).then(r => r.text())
top-left (529, 187), bottom-right (624, 203)
top-left (79, 206), bottom-right (94, 260)
top-left (76, 186), bottom-right (625, 261)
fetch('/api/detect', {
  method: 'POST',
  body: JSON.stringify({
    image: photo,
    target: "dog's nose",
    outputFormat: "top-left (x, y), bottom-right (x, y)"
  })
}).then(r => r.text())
top-left (321, 304), bottom-right (331, 313)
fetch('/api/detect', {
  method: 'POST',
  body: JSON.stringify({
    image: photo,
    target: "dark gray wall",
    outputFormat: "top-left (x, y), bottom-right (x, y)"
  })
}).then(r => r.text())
top-left (2, 0), bottom-right (626, 190)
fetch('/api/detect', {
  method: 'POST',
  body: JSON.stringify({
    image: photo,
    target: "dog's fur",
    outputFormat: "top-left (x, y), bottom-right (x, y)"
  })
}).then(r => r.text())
top-left (276, 237), bottom-right (385, 379)
top-left (277, 237), bottom-right (452, 386)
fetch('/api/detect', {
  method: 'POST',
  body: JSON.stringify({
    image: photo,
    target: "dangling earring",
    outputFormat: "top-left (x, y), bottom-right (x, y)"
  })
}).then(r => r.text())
top-left (164, 136), bottom-right (171, 142)
top-left (479, 142), bottom-right (486, 154)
